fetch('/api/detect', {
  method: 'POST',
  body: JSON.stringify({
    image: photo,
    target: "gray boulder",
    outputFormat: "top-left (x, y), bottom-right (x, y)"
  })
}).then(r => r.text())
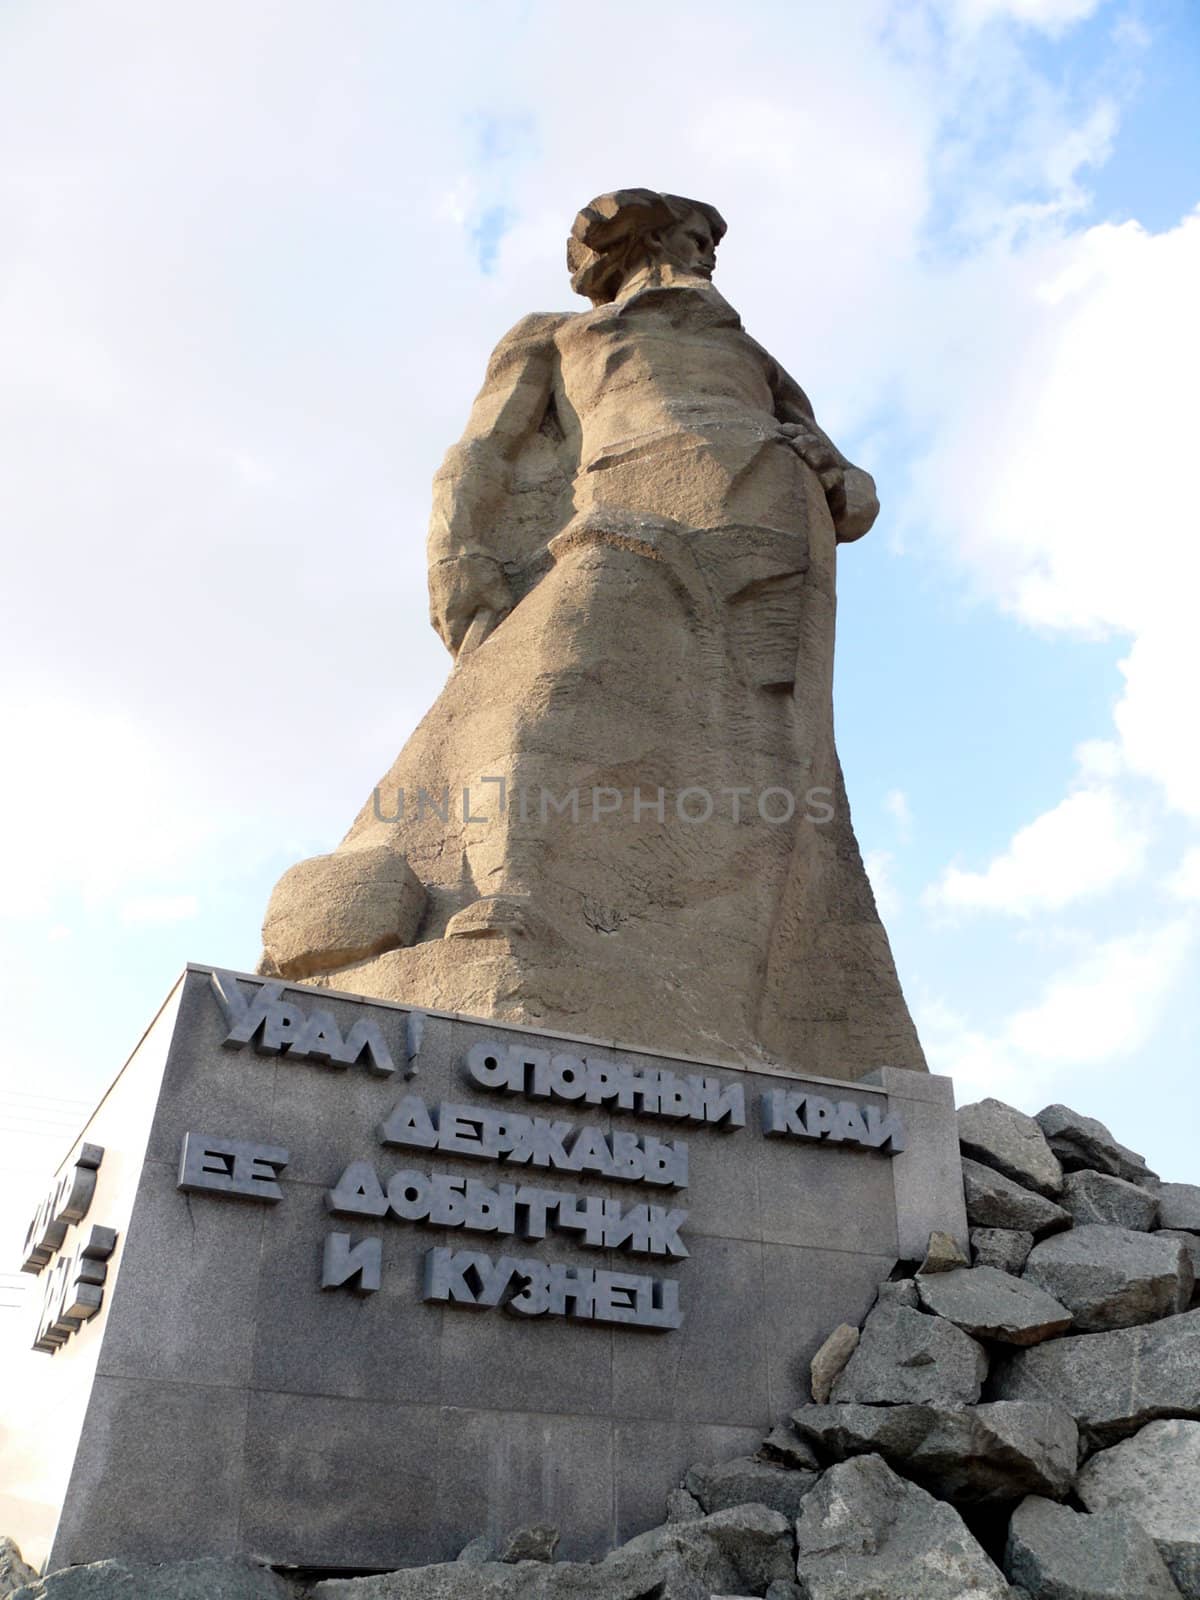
top-left (665, 1487), bottom-right (704, 1522)
top-left (1077, 1419), bottom-right (1200, 1598)
top-left (1158, 1183), bottom-right (1200, 1232)
top-left (958, 1098), bottom-right (1064, 1197)
top-left (1004, 1494), bottom-right (1182, 1599)
top-left (919, 1230), bottom-right (970, 1273)
top-left (12, 1560), bottom-right (300, 1600)
top-left (916, 1264), bottom-right (1072, 1345)
top-left (498, 1525), bottom-right (558, 1562)
top-left (1, 1541), bottom-right (37, 1600)
top-left (1061, 1169), bottom-right (1160, 1230)
top-left (830, 1302), bottom-right (988, 1406)
top-left (875, 1277), bottom-right (919, 1308)
top-left (789, 1400), bottom-right (1077, 1504)
top-left (761, 1419), bottom-right (821, 1471)
top-left (1034, 1104), bottom-right (1158, 1186)
top-left (316, 1551), bottom-right (707, 1599)
top-left (962, 1158), bottom-right (1073, 1236)
top-left (809, 1323), bottom-right (859, 1404)
top-left (1159, 1230), bottom-right (1200, 1296)
top-left (684, 1456), bottom-right (817, 1518)
top-left (972, 1227), bottom-right (1034, 1275)
top-left (455, 1537), bottom-right (493, 1565)
top-left (620, 1504), bottom-right (796, 1593)
top-left (792, 1454), bottom-right (1012, 1599)
top-left (1023, 1224), bottom-right (1193, 1330)
top-left (315, 1508), bottom-right (794, 1598)
top-left (990, 1306), bottom-right (1200, 1448)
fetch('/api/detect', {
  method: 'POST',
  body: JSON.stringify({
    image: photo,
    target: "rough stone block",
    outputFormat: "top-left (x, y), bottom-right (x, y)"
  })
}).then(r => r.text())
top-left (958, 1098), bottom-right (1063, 1197)
top-left (793, 1454), bottom-right (1011, 1598)
top-left (830, 1302), bottom-right (987, 1406)
top-left (1034, 1104), bottom-right (1157, 1186)
top-left (809, 1323), bottom-right (859, 1404)
top-left (1077, 1419), bottom-right (1200, 1599)
top-left (990, 1306), bottom-right (1200, 1448)
top-left (961, 1157), bottom-right (1072, 1236)
top-left (1023, 1224), bottom-right (1193, 1331)
top-left (1158, 1183), bottom-right (1200, 1232)
top-left (971, 1227), bottom-right (1034, 1274)
top-left (915, 1263), bottom-right (1072, 1345)
top-left (684, 1456), bottom-right (817, 1518)
top-left (1004, 1494), bottom-right (1181, 1599)
top-left (1061, 1169), bottom-right (1160, 1230)
top-left (789, 1399), bottom-right (1078, 1504)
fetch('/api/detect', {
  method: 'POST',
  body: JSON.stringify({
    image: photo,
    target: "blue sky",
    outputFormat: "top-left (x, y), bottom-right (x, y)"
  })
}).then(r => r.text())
top-left (1, 0), bottom-right (1197, 1248)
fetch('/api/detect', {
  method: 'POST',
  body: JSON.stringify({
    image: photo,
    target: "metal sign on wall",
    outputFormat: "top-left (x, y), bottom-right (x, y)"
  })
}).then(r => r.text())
top-left (30, 964), bottom-right (965, 1575)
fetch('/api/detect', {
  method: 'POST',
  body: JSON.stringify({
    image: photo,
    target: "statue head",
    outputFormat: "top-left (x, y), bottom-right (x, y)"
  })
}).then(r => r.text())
top-left (567, 189), bottom-right (727, 305)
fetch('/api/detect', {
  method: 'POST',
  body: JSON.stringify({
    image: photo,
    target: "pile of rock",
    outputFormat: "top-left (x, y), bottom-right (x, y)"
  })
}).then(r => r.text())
top-left (4, 1101), bottom-right (1197, 1600)
top-left (757, 1097), bottom-right (1199, 1599)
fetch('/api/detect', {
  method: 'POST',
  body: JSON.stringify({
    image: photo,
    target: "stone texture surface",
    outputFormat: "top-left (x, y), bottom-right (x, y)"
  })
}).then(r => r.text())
top-left (789, 1401), bottom-right (1078, 1505)
top-left (1159, 1230), bottom-right (1200, 1293)
top-left (683, 1456), bottom-right (817, 1518)
top-left (1023, 1224), bottom-right (1193, 1331)
top-left (761, 1419), bottom-right (821, 1471)
top-left (314, 1505), bottom-right (793, 1598)
top-left (498, 1525), bottom-right (558, 1563)
top-left (10, 1559), bottom-right (300, 1600)
top-left (618, 1504), bottom-right (797, 1593)
top-left (915, 1264), bottom-right (1072, 1345)
top-left (1060, 1169), bottom-right (1159, 1230)
top-left (1077, 1419), bottom-right (1200, 1599)
top-left (958, 1099), bottom-right (1064, 1198)
top-left (972, 1228), bottom-right (1034, 1275)
top-left (875, 1277), bottom-right (919, 1308)
top-left (1034, 1105), bottom-right (1157, 1186)
top-left (1158, 1184), bottom-right (1200, 1232)
top-left (809, 1323), bottom-right (859, 1403)
top-left (0, 1542), bottom-right (37, 1599)
top-left (830, 1303), bottom-right (988, 1406)
top-left (989, 1307), bottom-right (1200, 1447)
top-left (665, 1488), bottom-right (703, 1523)
top-left (260, 845), bottom-right (427, 981)
top-left (792, 1454), bottom-right (1012, 1598)
top-left (962, 1158), bottom-right (1072, 1236)
top-left (256, 189), bottom-right (927, 1079)
top-left (1004, 1494), bottom-right (1182, 1600)
top-left (919, 1230), bottom-right (969, 1273)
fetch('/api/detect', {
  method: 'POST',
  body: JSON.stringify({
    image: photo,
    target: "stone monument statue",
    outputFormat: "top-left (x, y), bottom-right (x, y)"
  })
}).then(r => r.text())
top-left (259, 189), bottom-right (926, 1081)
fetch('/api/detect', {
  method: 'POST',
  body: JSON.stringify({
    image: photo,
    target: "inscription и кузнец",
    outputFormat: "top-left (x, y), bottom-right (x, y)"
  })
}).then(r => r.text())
top-left (176, 970), bottom-right (908, 1332)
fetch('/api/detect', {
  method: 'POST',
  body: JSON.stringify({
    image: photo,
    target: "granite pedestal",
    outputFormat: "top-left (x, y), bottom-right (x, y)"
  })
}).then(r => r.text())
top-left (9, 964), bottom-right (966, 1574)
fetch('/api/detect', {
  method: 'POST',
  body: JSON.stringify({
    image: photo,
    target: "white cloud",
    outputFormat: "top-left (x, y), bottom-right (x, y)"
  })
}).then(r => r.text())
top-left (951, 0), bottom-right (1103, 30)
top-left (1006, 918), bottom-right (1194, 1064)
top-left (1166, 847), bottom-right (1200, 903)
top-left (908, 209), bottom-right (1200, 821)
top-left (918, 917), bottom-right (1195, 1100)
top-left (924, 786), bottom-right (1147, 916)
top-left (885, 789), bottom-right (913, 839)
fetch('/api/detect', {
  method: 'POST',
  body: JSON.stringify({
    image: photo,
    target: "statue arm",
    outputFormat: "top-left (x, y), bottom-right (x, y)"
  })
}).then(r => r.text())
top-left (754, 340), bottom-right (880, 544)
top-left (427, 312), bottom-right (567, 656)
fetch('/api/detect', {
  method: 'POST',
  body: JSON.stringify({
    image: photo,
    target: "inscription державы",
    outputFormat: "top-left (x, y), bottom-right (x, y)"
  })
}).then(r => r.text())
top-left (173, 972), bottom-right (909, 1334)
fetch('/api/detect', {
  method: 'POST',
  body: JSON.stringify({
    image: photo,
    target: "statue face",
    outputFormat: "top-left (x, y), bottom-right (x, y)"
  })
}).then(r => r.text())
top-left (656, 211), bottom-right (718, 279)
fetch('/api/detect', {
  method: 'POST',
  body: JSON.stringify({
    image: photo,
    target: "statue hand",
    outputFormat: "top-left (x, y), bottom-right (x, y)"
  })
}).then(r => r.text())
top-left (428, 552), bottom-right (513, 656)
